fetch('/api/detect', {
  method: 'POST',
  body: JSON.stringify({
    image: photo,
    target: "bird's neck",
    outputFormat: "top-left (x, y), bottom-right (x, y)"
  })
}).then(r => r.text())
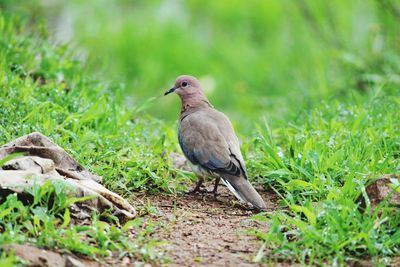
top-left (180, 93), bottom-right (212, 113)
top-left (180, 100), bottom-right (213, 114)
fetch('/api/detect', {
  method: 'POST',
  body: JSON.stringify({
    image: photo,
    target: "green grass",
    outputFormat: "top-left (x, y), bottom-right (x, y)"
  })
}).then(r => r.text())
top-left (249, 94), bottom-right (400, 265)
top-left (0, 12), bottom-right (177, 264)
top-left (1, 0), bottom-right (400, 265)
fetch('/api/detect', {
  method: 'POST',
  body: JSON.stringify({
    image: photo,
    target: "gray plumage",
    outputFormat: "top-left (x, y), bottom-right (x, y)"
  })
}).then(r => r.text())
top-left (165, 75), bottom-right (267, 210)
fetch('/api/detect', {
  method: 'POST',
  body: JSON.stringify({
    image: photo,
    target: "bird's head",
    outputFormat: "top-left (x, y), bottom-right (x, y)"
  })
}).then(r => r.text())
top-left (164, 75), bottom-right (207, 104)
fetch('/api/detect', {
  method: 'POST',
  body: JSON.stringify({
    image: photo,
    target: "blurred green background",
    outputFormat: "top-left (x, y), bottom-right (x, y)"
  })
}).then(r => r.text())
top-left (2, 0), bottom-right (399, 130)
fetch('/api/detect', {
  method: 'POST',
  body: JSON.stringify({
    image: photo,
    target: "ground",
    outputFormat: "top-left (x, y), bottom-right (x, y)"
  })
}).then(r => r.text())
top-left (4, 183), bottom-right (280, 267)
top-left (132, 182), bottom-right (279, 266)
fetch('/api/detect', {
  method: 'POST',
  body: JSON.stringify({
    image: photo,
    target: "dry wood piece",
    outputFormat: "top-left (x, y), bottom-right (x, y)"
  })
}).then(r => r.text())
top-left (0, 132), bottom-right (136, 220)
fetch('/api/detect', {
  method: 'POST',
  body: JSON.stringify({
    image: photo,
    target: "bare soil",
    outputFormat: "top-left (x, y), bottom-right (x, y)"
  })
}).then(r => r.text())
top-left (131, 182), bottom-right (280, 266)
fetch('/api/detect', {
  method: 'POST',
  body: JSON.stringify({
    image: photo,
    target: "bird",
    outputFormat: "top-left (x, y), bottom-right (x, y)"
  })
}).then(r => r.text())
top-left (165, 75), bottom-right (267, 210)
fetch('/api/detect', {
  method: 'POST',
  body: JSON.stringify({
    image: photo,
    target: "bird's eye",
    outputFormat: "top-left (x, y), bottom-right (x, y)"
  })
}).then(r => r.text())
top-left (181, 81), bottom-right (188, 88)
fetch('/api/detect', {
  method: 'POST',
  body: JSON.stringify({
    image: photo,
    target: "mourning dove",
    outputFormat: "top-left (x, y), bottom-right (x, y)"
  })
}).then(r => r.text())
top-left (165, 75), bottom-right (267, 210)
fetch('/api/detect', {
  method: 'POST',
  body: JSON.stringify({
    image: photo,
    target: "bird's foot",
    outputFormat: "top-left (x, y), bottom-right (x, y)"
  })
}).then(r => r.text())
top-left (212, 191), bottom-right (219, 199)
top-left (185, 177), bottom-right (205, 195)
top-left (186, 187), bottom-right (208, 195)
top-left (186, 187), bottom-right (219, 196)
top-left (185, 177), bottom-right (221, 198)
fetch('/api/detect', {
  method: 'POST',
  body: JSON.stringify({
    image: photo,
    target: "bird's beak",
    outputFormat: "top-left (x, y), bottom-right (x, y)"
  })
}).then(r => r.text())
top-left (164, 87), bottom-right (176, 96)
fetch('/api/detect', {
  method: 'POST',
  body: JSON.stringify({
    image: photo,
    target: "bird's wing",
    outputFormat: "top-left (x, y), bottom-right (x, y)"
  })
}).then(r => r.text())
top-left (212, 110), bottom-right (248, 176)
top-left (178, 109), bottom-right (245, 177)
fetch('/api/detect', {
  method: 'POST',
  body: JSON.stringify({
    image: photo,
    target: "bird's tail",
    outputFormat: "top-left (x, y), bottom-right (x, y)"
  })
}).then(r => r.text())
top-left (221, 175), bottom-right (267, 211)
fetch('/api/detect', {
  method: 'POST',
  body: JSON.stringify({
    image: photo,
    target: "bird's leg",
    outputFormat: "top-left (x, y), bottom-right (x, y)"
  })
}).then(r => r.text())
top-left (187, 176), bottom-right (205, 194)
top-left (212, 177), bottom-right (221, 198)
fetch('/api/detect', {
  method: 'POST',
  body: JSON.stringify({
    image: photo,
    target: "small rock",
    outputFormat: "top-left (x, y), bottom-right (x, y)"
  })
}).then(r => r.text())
top-left (4, 244), bottom-right (64, 267)
top-left (65, 256), bottom-right (86, 267)
top-left (3, 244), bottom-right (101, 267)
top-left (120, 256), bottom-right (131, 266)
top-left (361, 174), bottom-right (400, 211)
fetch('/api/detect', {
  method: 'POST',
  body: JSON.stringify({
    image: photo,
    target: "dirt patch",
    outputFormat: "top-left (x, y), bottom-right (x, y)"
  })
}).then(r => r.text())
top-left (131, 182), bottom-right (279, 266)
